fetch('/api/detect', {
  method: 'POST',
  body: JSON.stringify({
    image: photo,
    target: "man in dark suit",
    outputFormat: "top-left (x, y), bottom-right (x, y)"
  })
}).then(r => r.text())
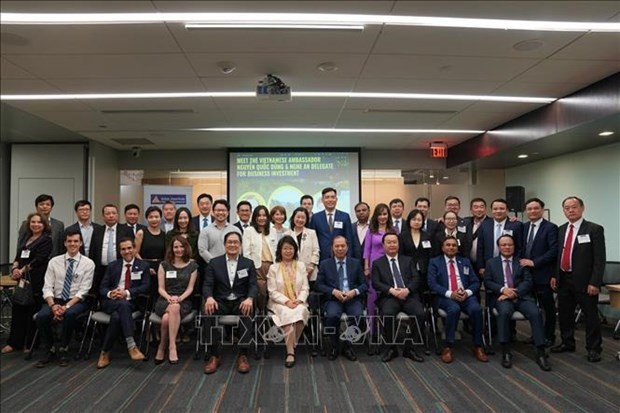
top-left (485, 235), bottom-right (551, 371)
top-left (414, 197), bottom-right (439, 236)
top-left (551, 196), bottom-right (606, 362)
top-left (519, 197), bottom-right (558, 346)
top-left (18, 193), bottom-right (65, 258)
top-left (389, 198), bottom-right (405, 234)
top-left (372, 233), bottom-right (425, 363)
top-left (160, 200), bottom-right (176, 233)
top-left (351, 201), bottom-right (369, 259)
top-left (316, 236), bottom-right (367, 361)
top-left (203, 232), bottom-right (257, 374)
top-left (428, 236), bottom-right (488, 363)
top-left (191, 193), bottom-right (214, 233)
top-left (464, 197), bottom-right (489, 272)
top-left (121, 203), bottom-right (147, 236)
top-left (96, 238), bottom-right (150, 369)
top-left (89, 204), bottom-right (134, 294)
top-left (441, 196), bottom-right (467, 227)
top-left (233, 200), bottom-right (252, 234)
top-left (65, 199), bottom-right (101, 257)
top-left (477, 198), bottom-right (523, 278)
top-left (310, 187), bottom-right (354, 262)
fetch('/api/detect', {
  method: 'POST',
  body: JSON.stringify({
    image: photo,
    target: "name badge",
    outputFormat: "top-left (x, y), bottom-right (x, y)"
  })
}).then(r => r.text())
top-left (577, 234), bottom-right (591, 244)
top-left (458, 226), bottom-right (467, 233)
top-left (19, 279), bottom-right (25, 288)
top-left (166, 270), bottom-right (177, 279)
top-left (131, 271), bottom-right (142, 280)
top-left (334, 221), bottom-right (343, 229)
top-left (20, 250), bottom-right (30, 259)
top-left (463, 266), bottom-right (470, 275)
top-left (503, 229), bottom-right (513, 236)
top-left (457, 239), bottom-right (461, 246)
top-left (422, 240), bottom-right (432, 249)
top-left (237, 268), bottom-right (249, 279)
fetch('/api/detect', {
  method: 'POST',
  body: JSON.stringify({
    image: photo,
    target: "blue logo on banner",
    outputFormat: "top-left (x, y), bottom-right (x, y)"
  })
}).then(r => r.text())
top-left (151, 194), bottom-right (187, 205)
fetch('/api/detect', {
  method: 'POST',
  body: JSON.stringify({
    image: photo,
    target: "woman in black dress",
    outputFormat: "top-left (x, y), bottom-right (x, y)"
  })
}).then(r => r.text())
top-left (433, 211), bottom-right (471, 258)
top-left (165, 207), bottom-right (199, 261)
top-left (2, 213), bottom-right (52, 353)
top-left (135, 206), bottom-right (166, 303)
top-left (399, 209), bottom-right (434, 290)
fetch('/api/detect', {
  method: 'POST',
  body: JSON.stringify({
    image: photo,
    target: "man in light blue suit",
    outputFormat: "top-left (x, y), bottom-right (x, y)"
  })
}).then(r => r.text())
top-left (310, 187), bottom-right (354, 262)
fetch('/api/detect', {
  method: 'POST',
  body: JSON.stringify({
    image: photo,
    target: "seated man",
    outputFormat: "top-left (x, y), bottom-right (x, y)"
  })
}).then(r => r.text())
top-left (428, 236), bottom-right (488, 363)
top-left (316, 236), bottom-right (367, 361)
top-left (484, 234), bottom-right (551, 371)
top-left (97, 238), bottom-right (150, 369)
top-left (203, 232), bottom-right (257, 374)
top-left (36, 230), bottom-right (95, 367)
top-left (372, 232), bottom-right (425, 363)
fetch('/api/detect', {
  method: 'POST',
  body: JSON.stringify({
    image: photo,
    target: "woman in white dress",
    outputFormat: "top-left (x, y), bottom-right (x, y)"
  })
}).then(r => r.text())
top-left (284, 207), bottom-right (320, 285)
top-left (267, 235), bottom-right (309, 368)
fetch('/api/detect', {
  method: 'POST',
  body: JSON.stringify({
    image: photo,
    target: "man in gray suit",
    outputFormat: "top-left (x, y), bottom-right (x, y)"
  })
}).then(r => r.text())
top-left (18, 194), bottom-right (64, 257)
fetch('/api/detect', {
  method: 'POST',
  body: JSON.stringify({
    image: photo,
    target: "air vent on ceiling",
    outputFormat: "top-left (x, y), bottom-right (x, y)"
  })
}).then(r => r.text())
top-left (111, 138), bottom-right (155, 146)
top-left (363, 109), bottom-right (457, 115)
top-left (101, 109), bottom-right (195, 114)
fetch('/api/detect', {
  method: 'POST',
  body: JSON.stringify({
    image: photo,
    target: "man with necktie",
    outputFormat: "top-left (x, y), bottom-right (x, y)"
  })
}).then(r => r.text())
top-left (414, 197), bottom-right (439, 237)
top-left (309, 187), bottom-right (354, 262)
top-left (389, 198), bottom-right (405, 234)
top-left (191, 193), bottom-right (214, 232)
top-left (551, 196), bottom-right (606, 362)
top-left (484, 234), bottom-right (551, 371)
top-left (122, 203), bottom-right (147, 236)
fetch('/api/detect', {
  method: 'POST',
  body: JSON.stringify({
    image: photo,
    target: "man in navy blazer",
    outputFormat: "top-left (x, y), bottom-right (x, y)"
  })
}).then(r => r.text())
top-left (428, 236), bottom-right (488, 363)
top-left (309, 187), bottom-right (354, 262)
top-left (316, 236), bottom-right (367, 361)
top-left (414, 197), bottom-right (440, 237)
top-left (551, 196), bottom-right (606, 362)
top-left (485, 235), bottom-right (551, 371)
top-left (351, 202), bottom-right (370, 259)
top-left (477, 198), bottom-right (523, 277)
top-left (97, 237), bottom-right (150, 369)
top-left (519, 198), bottom-right (558, 346)
top-left (372, 233), bottom-right (425, 363)
top-left (203, 232), bottom-right (257, 374)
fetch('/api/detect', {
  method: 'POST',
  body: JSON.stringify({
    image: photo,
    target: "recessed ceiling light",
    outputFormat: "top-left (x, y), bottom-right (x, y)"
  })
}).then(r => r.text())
top-left (429, 174), bottom-right (435, 178)
top-left (598, 131), bottom-right (614, 136)
top-left (442, 176), bottom-right (449, 179)
top-left (316, 62), bottom-right (339, 72)
top-left (513, 39), bottom-right (545, 51)
top-left (518, 154), bottom-right (529, 158)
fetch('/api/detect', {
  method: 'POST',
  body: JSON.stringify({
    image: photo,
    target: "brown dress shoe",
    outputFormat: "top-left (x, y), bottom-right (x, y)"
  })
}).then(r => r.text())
top-left (97, 352), bottom-right (110, 369)
top-left (441, 347), bottom-right (453, 363)
top-left (128, 346), bottom-right (145, 361)
top-left (237, 354), bottom-right (250, 373)
top-left (473, 347), bottom-right (488, 362)
top-left (204, 356), bottom-right (220, 374)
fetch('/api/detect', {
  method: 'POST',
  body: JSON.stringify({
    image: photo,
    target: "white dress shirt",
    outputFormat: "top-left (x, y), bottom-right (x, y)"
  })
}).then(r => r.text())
top-left (42, 253), bottom-right (95, 301)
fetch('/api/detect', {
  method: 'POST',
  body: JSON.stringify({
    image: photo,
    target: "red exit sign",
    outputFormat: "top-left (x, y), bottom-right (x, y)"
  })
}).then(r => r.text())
top-left (430, 143), bottom-right (448, 158)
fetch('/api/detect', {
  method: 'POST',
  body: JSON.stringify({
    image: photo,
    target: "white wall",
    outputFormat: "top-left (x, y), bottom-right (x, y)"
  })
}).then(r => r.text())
top-left (506, 142), bottom-right (620, 261)
top-left (89, 141), bottom-right (120, 218)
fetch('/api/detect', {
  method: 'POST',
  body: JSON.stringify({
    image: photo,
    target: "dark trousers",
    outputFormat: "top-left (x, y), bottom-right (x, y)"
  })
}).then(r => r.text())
top-left (323, 298), bottom-right (364, 348)
top-left (437, 295), bottom-right (483, 346)
top-left (495, 299), bottom-right (545, 347)
top-left (36, 300), bottom-right (88, 350)
top-left (8, 300), bottom-right (41, 349)
top-left (203, 298), bottom-right (254, 356)
top-left (379, 295), bottom-right (425, 349)
top-left (557, 272), bottom-right (602, 352)
top-left (101, 299), bottom-right (136, 352)
top-left (534, 284), bottom-right (557, 341)
top-left (91, 265), bottom-right (107, 295)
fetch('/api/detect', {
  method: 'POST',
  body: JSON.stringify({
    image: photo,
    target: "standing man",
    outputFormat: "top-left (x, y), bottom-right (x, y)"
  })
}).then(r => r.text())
top-left (96, 238), bottom-right (150, 369)
top-left (389, 198), bottom-right (405, 234)
top-left (316, 236), bottom-right (367, 361)
top-left (372, 233), bottom-right (425, 363)
top-left (442, 196), bottom-right (467, 227)
top-left (192, 193), bottom-right (214, 232)
top-left (484, 235), bottom-right (551, 371)
top-left (414, 197), bottom-right (439, 236)
top-left (18, 194), bottom-right (65, 257)
top-left (465, 197), bottom-right (489, 273)
top-left (122, 204), bottom-right (147, 236)
top-left (198, 199), bottom-right (242, 264)
top-left (233, 201), bottom-right (252, 234)
top-left (351, 201), bottom-right (370, 259)
top-left (551, 196), bottom-right (606, 362)
top-left (300, 194), bottom-right (314, 220)
top-left (161, 201), bottom-right (176, 233)
top-left (519, 198), bottom-right (558, 347)
top-left (310, 187), bottom-right (354, 262)
top-left (65, 199), bottom-right (101, 257)
top-left (36, 230), bottom-right (95, 367)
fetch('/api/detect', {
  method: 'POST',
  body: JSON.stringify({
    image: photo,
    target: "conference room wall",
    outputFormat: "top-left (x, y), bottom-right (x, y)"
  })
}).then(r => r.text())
top-left (0, 143), bottom-right (9, 264)
top-left (505, 142), bottom-right (620, 261)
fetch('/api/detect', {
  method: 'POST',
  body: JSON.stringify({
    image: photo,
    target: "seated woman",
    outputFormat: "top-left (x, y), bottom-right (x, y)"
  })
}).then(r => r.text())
top-left (267, 235), bottom-right (310, 368)
top-left (153, 235), bottom-right (198, 364)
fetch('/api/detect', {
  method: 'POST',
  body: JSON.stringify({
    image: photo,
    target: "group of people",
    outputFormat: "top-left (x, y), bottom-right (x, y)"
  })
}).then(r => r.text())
top-left (3, 188), bottom-right (607, 375)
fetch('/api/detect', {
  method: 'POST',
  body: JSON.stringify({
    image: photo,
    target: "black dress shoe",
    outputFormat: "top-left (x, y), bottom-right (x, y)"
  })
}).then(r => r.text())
top-left (550, 343), bottom-right (575, 353)
top-left (587, 351), bottom-right (602, 363)
top-left (544, 337), bottom-right (556, 348)
top-left (58, 351), bottom-right (70, 367)
top-left (381, 347), bottom-right (397, 363)
top-left (35, 351), bottom-right (55, 368)
top-left (536, 355), bottom-right (551, 371)
top-left (328, 348), bottom-right (338, 361)
top-left (402, 348), bottom-right (424, 362)
top-left (342, 347), bottom-right (357, 362)
top-left (501, 352), bottom-right (513, 369)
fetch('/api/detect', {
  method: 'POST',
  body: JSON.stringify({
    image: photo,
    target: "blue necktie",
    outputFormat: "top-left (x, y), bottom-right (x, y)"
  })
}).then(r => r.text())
top-left (493, 223), bottom-right (502, 256)
top-left (61, 258), bottom-right (75, 300)
top-left (106, 227), bottom-right (115, 264)
top-left (391, 258), bottom-right (405, 288)
top-left (525, 224), bottom-right (536, 258)
top-left (338, 261), bottom-right (348, 292)
top-left (203, 217), bottom-right (208, 229)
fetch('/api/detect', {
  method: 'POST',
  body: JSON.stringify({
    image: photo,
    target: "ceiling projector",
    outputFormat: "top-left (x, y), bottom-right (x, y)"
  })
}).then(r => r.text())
top-left (256, 74), bottom-right (292, 102)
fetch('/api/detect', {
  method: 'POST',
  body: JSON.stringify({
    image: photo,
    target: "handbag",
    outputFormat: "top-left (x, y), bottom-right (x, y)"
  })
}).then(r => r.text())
top-left (12, 272), bottom-right (35, 306)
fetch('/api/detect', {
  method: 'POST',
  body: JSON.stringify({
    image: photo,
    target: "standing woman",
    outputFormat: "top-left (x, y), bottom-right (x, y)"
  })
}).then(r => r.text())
top-left (136, 206), bottom-right (166, 304)
top-left (285, 207), bottom-right (320, 286)
top-left (2, 213), bottom-right (53, 353)
top-left (399, 209), bottom-right (434, 290)
top-left (363, 203), bottom-right (394, 352)
top-left (270, 205), bottom-right (288, 242)
top-left (243, 205), bottom-right (276, 312)
top-left (267, 236), bottom-right (310, 368)
top-left (165, 207), bottom-right (199, 261)
top-left (153, 236), bottom-right (198, 364)
top-left (433, 211), bottom-right (471, 258)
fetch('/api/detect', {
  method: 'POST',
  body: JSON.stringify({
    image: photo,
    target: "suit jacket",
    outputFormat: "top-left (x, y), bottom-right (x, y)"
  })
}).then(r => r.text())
top-left (553, 220), bottom-right (606, 291)
top-left (99, 258), bottom-right (150, 299)
top-left (423, 218), bottom-right (440, 238)
top-left (310, 209), bottom-right (354, 262)
top-left (351, 221), bottom-right (368, 259)
top-left (191, 215), bottom-right (212, 233)
top-left (399, 229), bottom-right (433, 275)
top-left (242, 226), bottom-right (277, 269)
top-left (432, 230), bottom-right (471, 259)
top-left (371, 255), bottom-right (421, 302)
top-left (89, 224), bottom-right (135, 267)
top-left (65, 221), bottom-right (103, 255)
top-left (284, 228), bottom-right (320, 280)
top-left (483, 256), bottom-right (535, 308)
top-left (427, 255), bottom-right (479, 297)
top-left (464, 215), bottom-right (489, 270)
top-left (19, 217), bottom-right (65, 258)
top-left (316, 257), bottom-right (368, 300)
top-left (233, 221), bottom-right (251, 234)
top-left (203, 254), bottom-right (258, 301)
top-left (477, 219), bottom-right (523, 267)
top-left (522, 219), bottom-right (558, 285)
top-left (120, 222), bottom-right (147, 237)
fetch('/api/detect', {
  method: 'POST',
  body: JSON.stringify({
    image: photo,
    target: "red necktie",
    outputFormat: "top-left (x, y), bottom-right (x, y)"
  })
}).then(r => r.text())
top-left (124, 263), bottom-right (132, 290)
top-left (560, 224), bottom-right (574, 272)
top-left (449, 259), bottom-right (458, 291)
